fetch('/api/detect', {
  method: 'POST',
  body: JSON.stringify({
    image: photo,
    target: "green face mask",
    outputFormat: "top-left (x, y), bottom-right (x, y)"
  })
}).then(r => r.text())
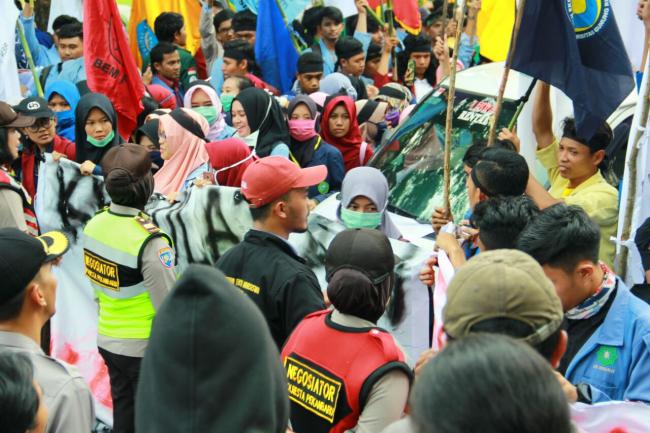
top-left (87, 130), bottom-right (115, 148)
top-left (193, 106), bottom-right (218, 125)
top-left (341, 207), bottom-right (382, 230)
top-left (220, 94), bottom-right (235, 113)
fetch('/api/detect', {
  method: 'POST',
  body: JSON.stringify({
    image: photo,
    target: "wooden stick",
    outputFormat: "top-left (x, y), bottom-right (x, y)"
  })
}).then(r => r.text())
top-left (386, 0), bottom-right (398, 82)
top-left (442, 1), bottom-right (467, 213)
top-left (487, 0), bottom-right (526, 146)
top-left (441, 0), bottom-right (450, 38)
top-left (16, 19), bottom-right (43, 98)
top-left (618, 60), bottom-right (650, 278)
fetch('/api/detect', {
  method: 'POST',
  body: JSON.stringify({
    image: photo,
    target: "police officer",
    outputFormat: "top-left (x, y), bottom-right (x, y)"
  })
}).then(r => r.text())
top-left (281, 229), bottom-right (412, 433)
top-left (0, 228), bottom-right (95, 433)
top-left (216, 156), bottom-right (328, 348)
top-left (83, 144), bottom-right (176, 433)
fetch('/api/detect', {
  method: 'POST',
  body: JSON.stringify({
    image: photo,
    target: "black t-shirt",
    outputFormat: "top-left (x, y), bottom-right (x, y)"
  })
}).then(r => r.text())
top-left (558, 287), bottom-right (618, 375)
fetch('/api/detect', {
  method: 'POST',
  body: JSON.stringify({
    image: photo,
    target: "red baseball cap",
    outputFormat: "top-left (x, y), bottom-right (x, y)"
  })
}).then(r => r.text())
top-left (241, 156), bottom-right (328, 208)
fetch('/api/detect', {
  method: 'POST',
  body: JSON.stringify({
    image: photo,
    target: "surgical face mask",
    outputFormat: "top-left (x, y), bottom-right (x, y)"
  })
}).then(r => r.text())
top-left (288, 119), bottom-right (318, 141)
top-left (341, 207), bottom-right (382, 230)
top-left (220, 94), bottom-right (235, 113)
top-left (192, 106), bottom-right (218, 125)
top-left (236, 129), bottom-right (260, 149)
top-left (87, 130), bottom-right (115, 148)
top-left (55, 109), bottom-right (75, 128)
top-left (385, 109), bottom-right (400, 128)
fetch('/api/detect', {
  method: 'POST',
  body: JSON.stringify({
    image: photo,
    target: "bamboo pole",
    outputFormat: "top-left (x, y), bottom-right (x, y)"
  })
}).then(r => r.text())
top-left (618, 65), bottom-right (650, 278)
top-left (487, 0), bottom-right (526, 146)
top-left (441, 0), bottom-right (450, 39)
top-left (386, 0), bottom-right (399, 82)
top-left (16, 19), bottom-right (44, 98)
top-left (442, 1), bottom-right (467, 212)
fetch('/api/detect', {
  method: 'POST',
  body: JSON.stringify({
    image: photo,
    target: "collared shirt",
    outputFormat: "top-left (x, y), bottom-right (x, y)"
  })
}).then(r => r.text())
top-left (0, 331), bottom-right (95, 433)
top-left (536, 140), bottom-right (618, 268)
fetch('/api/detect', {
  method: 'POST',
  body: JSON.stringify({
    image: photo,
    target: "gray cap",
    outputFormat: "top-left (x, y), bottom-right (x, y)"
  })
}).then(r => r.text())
top-left (443, 249), bottom-right (564, 345)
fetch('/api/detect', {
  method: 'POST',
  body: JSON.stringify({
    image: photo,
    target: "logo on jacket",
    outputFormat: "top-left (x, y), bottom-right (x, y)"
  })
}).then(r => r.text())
top-left (84, 251), bottom-right (119, 290)
top-left (565, 0), bottom-right (611, 40)
top-left (285, 356), bottom-right (342, 423)
top-left (158, 247), bottom-right (174, 269)
top-left (596, 345), bottom-right (618, 368)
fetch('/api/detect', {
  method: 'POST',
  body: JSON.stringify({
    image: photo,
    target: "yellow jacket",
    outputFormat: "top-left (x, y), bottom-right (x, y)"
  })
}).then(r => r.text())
top-left (537, 141), bottom-right (618, 268)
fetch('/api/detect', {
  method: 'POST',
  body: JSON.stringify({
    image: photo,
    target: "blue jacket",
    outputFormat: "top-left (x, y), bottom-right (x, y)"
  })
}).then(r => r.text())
top-left (566, 280), bottom-right (650, 403)
top-left (306, 141), bottom-right (345, 202)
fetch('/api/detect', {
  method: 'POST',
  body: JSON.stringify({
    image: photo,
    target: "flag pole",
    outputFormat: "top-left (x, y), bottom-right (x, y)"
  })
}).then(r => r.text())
top-left (441, 0), bottom-right (450, 39)
top-left (442, 1), bottom-right (467, 213)
top-left (272, 0), bottom-right (304, 52)
top-left (386, 0), bottom-right (398, 82)
top-left (618, 57), bottom-right (650, 278)
top-left (16, 19), bottom-right (44, 98)
top-left (487, 0), bottom-right (526, 146)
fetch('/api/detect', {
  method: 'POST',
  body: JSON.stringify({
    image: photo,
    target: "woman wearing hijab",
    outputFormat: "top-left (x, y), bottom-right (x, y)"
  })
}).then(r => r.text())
top-left (337, 166), bottom-right (402, 240)
top-left (204, 138), bottom-right (254, 187)
top-left (287, 95), bottom-right (344, 203)
top-left (320, 95), bottom-right (372, 173)
top-left (230, 88), bottom-right (290, 158)
top-left (135, 119), bottom-right (164, 174)
top-left (183, 80), bottom-right (235, 141)
top-left (45, 80), bottom-right (80, 142)
top-left (74, 93), bottom-right (122, 176)
top-left (355, 99), bottom-right (390, 148)
top-left (154, 108), bottom-right (210, 197)
top-left (374, 83), bottom-right (413, 113)
top-left (319, 72), bottom-right (358, 100)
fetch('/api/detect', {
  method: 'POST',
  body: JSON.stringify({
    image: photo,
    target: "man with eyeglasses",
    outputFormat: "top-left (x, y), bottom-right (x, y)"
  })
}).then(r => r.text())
top-left (13, 97), bottom-right (76, 199)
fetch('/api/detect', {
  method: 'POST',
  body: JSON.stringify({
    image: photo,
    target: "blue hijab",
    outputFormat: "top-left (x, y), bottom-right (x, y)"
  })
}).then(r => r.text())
top-left (45, 80), bottom-right (81, 142)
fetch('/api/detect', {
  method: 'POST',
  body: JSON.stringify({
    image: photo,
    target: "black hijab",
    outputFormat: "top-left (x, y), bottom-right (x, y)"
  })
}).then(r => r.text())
top-left (135, 119), bottom-right (160, 149)
top-left (234, 88), bottom-right (290, 158)
top-left (74, 93), bottom-right (121, 164)
top-left (287, 95), bottom-right (320, 167)
top-left (135, 265), bottom-right (289, 433)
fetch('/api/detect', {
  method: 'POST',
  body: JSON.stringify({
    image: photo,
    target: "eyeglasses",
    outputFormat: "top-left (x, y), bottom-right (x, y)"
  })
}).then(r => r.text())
top-left (27, 118), bottom-right (54, 132)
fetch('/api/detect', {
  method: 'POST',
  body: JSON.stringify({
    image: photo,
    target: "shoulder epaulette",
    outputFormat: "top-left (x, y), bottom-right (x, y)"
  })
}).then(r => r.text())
top-left (134, 214), bottom-right (160, 234)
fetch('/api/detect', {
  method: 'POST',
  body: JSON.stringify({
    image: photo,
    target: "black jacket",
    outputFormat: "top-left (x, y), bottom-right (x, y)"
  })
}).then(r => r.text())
top-left (216, 229), bottom-right (325, 348)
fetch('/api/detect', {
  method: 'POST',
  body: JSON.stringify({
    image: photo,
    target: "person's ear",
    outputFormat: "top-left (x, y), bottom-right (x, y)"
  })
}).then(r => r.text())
top-left (591, 149), bottom-right (606, 167)
top-left (239, 59), bottom-right (248, 72)
top-left (576, 260), bottom-right (595, 281)
top-left (274, 200), bottom-right (288, 219)
top-left (152, 62), bottom-right (161, 74)
top-left (26, 282), bottom-right (47, 309)
top-left (550, 330), bottom-right (568, 369)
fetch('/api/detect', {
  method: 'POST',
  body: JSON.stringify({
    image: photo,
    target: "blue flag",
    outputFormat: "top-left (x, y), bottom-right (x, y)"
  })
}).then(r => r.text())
top-left (255, 0), bottom-right (299, 94)
top-left (136, 20), bottom-right (158, 62)
top-left (511, 0), bottom-right (634, 139)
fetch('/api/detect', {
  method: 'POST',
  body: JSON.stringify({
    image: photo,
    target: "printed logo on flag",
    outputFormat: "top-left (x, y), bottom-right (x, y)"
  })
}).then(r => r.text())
top-left (565, 0), bottom-right (611, 39)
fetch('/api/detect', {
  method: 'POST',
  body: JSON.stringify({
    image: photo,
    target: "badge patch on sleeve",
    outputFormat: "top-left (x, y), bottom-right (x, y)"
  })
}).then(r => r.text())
top-left (284, 356), bottom-right (342, 423)
top-left (158, 247), bottom-right (174, 268)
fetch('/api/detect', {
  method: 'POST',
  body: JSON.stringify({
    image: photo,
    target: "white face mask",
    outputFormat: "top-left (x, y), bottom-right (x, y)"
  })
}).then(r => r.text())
top-left (236, 129), bottom-right (260, 149)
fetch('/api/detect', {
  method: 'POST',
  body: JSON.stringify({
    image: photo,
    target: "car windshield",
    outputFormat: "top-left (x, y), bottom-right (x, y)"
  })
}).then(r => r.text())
top-left (370, 87), bottom-right (520, 223)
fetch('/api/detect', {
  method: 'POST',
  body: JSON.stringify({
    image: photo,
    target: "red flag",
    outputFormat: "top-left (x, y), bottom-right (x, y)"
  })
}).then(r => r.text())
top-left (84, 0), bottom-right (144, 140)
top-left (367, 0), bottom-right (421, 35)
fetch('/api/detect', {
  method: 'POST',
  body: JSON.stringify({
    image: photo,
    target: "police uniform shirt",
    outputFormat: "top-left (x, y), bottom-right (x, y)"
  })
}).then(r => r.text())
top-left (95, 203), bottom-right (177, 358)
top-left (0, 188), bottom-right (28, 232)
top-left (0, 331), bottom-right (95, 433)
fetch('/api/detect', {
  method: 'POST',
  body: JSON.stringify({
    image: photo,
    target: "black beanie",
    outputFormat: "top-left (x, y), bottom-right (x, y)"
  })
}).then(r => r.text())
top-left (404, 34), bottom-right (432, 54)
top-left (335, 36), bottom-right (365, 60)
top-left (297, 52), bottom-right (324, 74)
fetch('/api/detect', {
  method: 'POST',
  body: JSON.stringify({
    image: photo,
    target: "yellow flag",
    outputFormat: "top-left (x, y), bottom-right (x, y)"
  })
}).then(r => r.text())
top-left (128, 0), bottom-right (203, 67)
top-left (476, 0), bottom-right (515, 62)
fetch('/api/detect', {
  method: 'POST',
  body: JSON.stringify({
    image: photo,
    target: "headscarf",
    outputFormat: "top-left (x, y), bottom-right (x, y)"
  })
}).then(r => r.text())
top-left (74, 93), bottom-right (121, 164)
top-left (45, 80), bottom-right (80, 142)
top-left (355, 99), bottom-right (389, 145)
top-left (320, 96), bottom-right (368, 172)
top-left (337, 166), bottom-right (402, 239)
top-left (287, 95), bottom-right (320, 167)
top-left (233, 88), bottom-right (290, 158)
top-left (319, 73), bottom-right (358, 100)
top-left (146, 84), bottom-right (177, 110)
top-left (205, 138), bottom-right (255, 187)
top-left (153, 108), bottom-right (210, 195)
top-left (183, 82), bottom-right (226, 142)
top-left (308, 91), bottom-right (328, 111)
top-left (375, 83), bottom-right (413, 112)
top-left (135, 119), bottom-right (160, 149)
top-left (135, 265), bottom-right (290, 433)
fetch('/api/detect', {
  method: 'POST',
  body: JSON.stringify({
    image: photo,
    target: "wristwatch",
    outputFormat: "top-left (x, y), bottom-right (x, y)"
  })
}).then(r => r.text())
top-left (576, 383), bottom-right (593, 404)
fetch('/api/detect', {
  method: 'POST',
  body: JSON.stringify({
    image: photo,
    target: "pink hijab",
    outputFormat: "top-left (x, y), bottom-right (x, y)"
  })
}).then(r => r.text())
top-left (183, 84), bottom-right (226, 141)
top-left (154, 108), bottom-right (210, 195)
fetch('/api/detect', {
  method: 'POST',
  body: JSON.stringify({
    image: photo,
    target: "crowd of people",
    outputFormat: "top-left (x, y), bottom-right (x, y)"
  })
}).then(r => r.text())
top-left (1, 0), bottom-right (650, 432)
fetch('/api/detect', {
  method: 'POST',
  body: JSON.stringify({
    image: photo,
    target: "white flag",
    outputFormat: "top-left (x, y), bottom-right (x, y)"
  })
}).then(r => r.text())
top-left (47, 0), bottom-right (83, 33)
top-left (0, 0), bottom-right (21, 104)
